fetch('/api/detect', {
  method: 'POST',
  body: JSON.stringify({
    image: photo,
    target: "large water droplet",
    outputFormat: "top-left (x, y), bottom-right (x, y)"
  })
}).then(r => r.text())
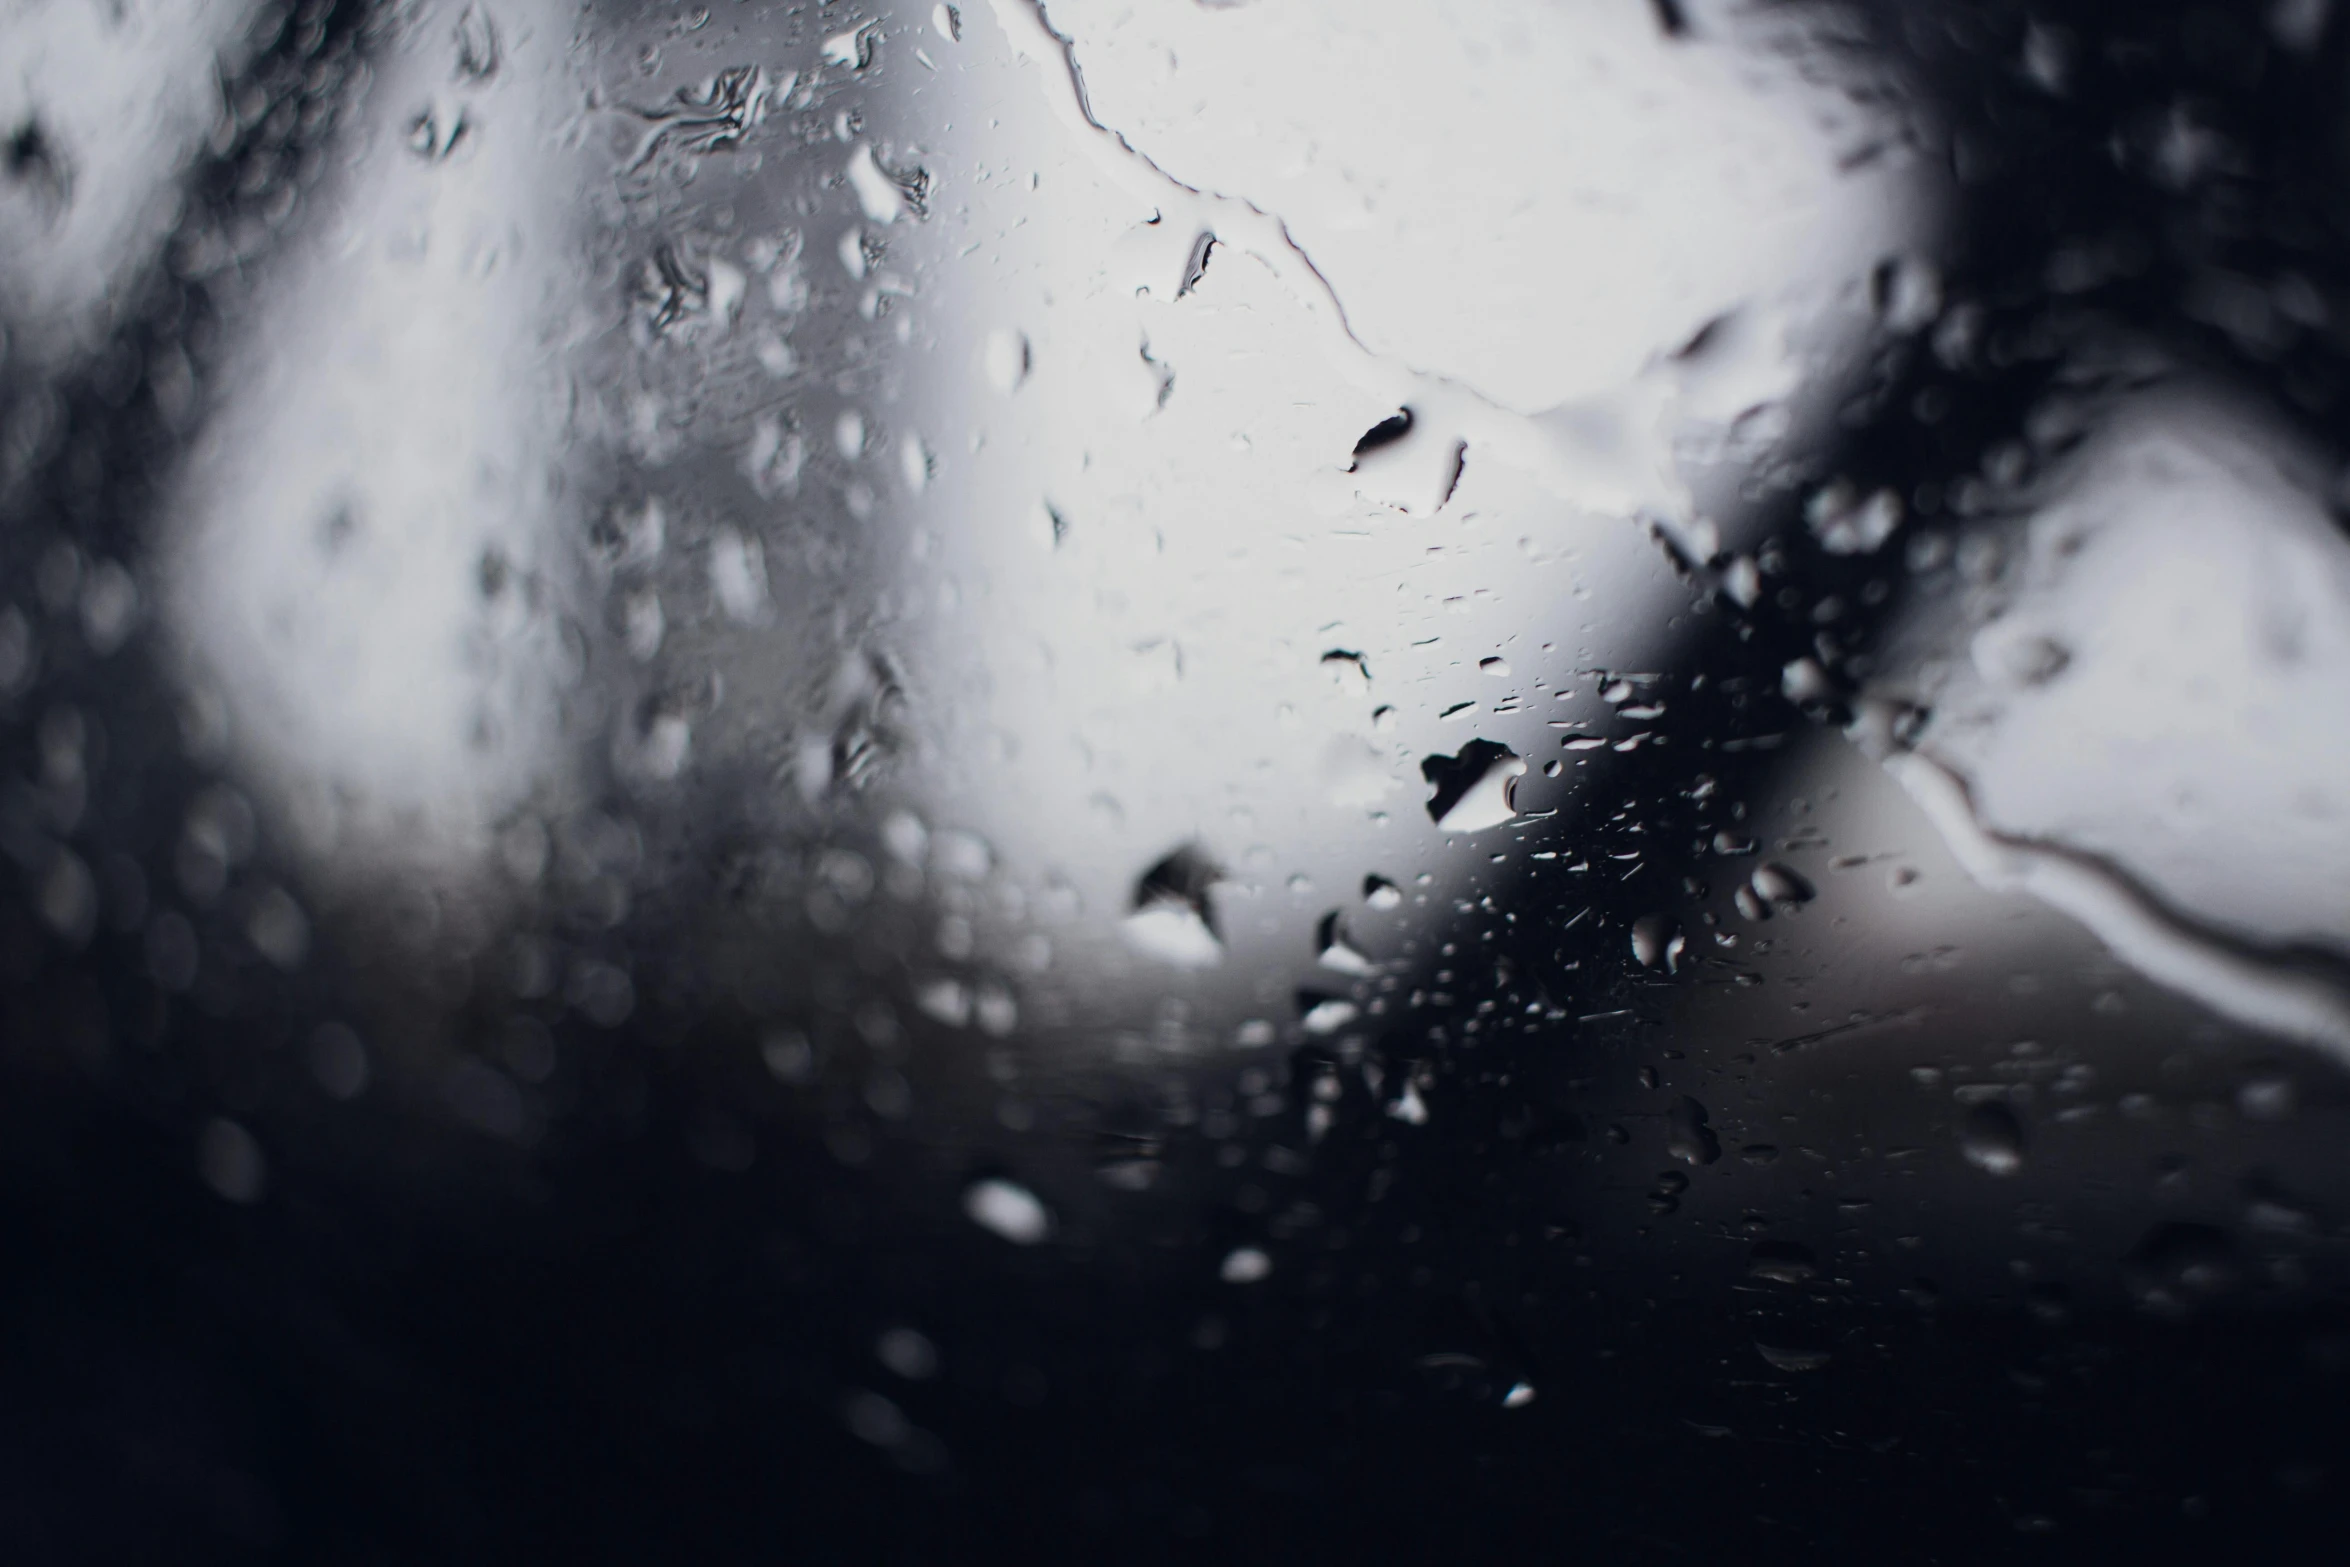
top-left (1666, 1096), bottom-right (1720, 1165)
top-left (1960, 1101), bottom-right (2027, 1176)
top-left (1124, 844), bottom-right (1225, 967)
top-left (964, 1176), bottom-right (1052, 1245)
top-left (1421, 740), bottom-right (1525, 834)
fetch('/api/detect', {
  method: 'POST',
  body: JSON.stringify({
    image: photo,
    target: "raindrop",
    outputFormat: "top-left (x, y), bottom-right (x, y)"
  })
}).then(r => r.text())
top-left (1804, 481), bottom-right (1903, 556)
top-left (37, 849), bottom-right (96, 946)
top-left (2126, 1222), bottom-right (2243, 1319)
top-left (1630, 915), bottom-right (1683, 971)
top-left (1315, 911), bottom-right (1377, 977)
top-left (983, 328), bottom-right (1031, 392)
top-left (1363, 875), bottom-right (1403, 912)
top-left (916, 977), bottom-right (973, 1027)
top-left (1502, 1382), bottom-right (1538, 1409)
top-left (708, 529), bottom-right (770, 624)
top-left (964, 1176), bottom-right (1052, 1245)
top-left (1960, 1101), bottom-right (2027, 1176)
top-left (1666, 1096), bottom-right (1721, 1166)
top-left (198, 1119), bottom-right (266, 1205)
top-left (246, 887), bottom-right (310, 970)
top-left (1220, 1246), bottom-right (1272, 1284)
top-left (309, 1023), bottom-right (369, 1101)
top-left (1755, 1343), bottom-right (1832, 1373)
top-left (1321, 649), bottom-right (1371, 692)
top-left (1421, 740), bottom-right (1526, 834)
top-left (822, 24), bottom-right (878, 70)
top-left (761, 1028), bottom-right (816, 1085)
top-left (2238, 1070), bottom-right (2298, 1121)
top-left (1749, 863), bottom-right (1815, 911)
top-left (1124, 844), bottom-right (1225, 968)
top-left (454, 3), bottom-right (500, 80)
top-left (1970, 622), bottom-right (2072, 688)
top-left (877, 1327), bottom-right (939, 1381)
top-left (1300, 996), bottom-right (1360, 1036)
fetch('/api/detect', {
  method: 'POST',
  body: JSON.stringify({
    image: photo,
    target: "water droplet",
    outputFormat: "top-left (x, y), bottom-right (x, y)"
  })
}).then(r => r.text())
top-left (1749, 863), bottom-right (1816, 910)
top-left (37, 848), bottom-right (96, 946)
top-left (199, 1118), bottom-right (266, 1205)
top-left (1960, 1101), bottom-right (2026, 1176)
top-left (983, 328), bottom-right (1031, 392)
top-left (1755, 1343), bottom-right (1832, 1373)
top-left (761, 1028), bottom-right (816, 1085)
top-left (1630, 915), bottom-right (1684, 971)
top-left (2126, 1221), bottom-right (2243, 1319)
top-left (1805, 481), bottom-right (1904, 555)
top-left (1321, 648), bottom-right (1371, 692)
top-left (2238, 1069), bottom-right (2298, 1121)
top-left (822, 23), bottom-right (878, 69)
top-left (846, 142), bottom-right (907, 224)
top-left (1502, 1382), bottom-right (1538, 1409)
top-left (309, 1023), bottom-right (368, 1101)
top-left (964, 1176), bottom-right (1051, 1245)
top-left (1300, 997), bottom-right (1360, 1036)
top-left (932, 4), bottom-right (963, 43)
top-left (708, 529), bottom-right (770, 624)
top-left (1389, 1081), bottom-right (1430, 1125)
top-left (843, 1389), bottom-right (908, 1447)
top-left (1970, 622), bottom-right (2073, 688)
top-left (1220, 1246), bottom-right (1272, 1284)
top-left (246, 886), bottom-right (310, 970)
top-left (1124, 844), bottom-right (1225, 968)
top-left (1364, 875), bottom-right (1403, 912)
top-left (1349, 407), bottom-right (1464, 515)
top-left (877, 1327), bottom-right (939, 1381)
top-left (916, 977), bottom-right (973, 1027)
top-left (453, 3), bottom-right (500, 80)
top-left (1666, 1096), bottom-right (1720, 1165)
top-left (1421, 740), bottom-right (1526, 834)
top-left (1479, 656), bottom-right (1511, 678)
top-left (744, 416), bottom-right (805, 498)
top-left (1316, 911), bottom-right (1377, 977)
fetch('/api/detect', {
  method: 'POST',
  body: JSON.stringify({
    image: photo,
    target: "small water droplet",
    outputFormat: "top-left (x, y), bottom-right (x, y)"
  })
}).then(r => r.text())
top-left (309, 1023), bottom-right (369, 1100)
top-left (2126, 1221), bottom-right (2242, 1319)
top-left (1300, 996), bottom-right (1360, 1036)
top-left (1805, 480), bottom-right (1904, 555)
top-left (877, 1327), bottom-right (939, 1381)
top-left (1220, 1246), bottom-right (1272, 1284)
top-left (1755, 1343), bottom-right (1832, 1373)
top-left (2238, 1069), bottom-right (2298, 1121)
top-left (964, 1176), bottom-right (1051, 1245)
top-left (199, 1118), bottom-right (266, 1204)
top-left (1364, 875), bottom-right (1403, 912)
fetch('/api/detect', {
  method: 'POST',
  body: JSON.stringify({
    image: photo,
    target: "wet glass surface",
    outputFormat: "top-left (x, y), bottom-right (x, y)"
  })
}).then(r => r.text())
top-left (3, 0), bottom-right (2350, 1559)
